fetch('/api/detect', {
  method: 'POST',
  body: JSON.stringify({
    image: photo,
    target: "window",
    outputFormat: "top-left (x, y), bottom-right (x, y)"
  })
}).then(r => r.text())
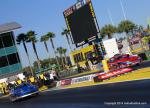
top-left (7, 53), bottom-right (20, 65)
top-left (73, 53), bottom-right (84, 63)
top-left (80, 53), bottom-right (84, 61)
top-left (0, 32), bottom-right (14, 48)
top-left (0, 37), bottom-right (3, 49)
top-left (85, 51), bottom-right (92, 60)
top-left (0, 56), bottom-right (8, 68)
top-left (74, 54), bottom-right (78, 63)
top-left (16, 53), bottom-right (20, 63)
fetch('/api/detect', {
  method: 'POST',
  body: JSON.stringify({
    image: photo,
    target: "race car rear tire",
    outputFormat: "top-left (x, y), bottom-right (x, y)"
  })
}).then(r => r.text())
top-left (35, 92), bottom-right (39, 96)
top-left (136, 63), bottom-right (140, 66)
top-left (93, 76), bottom-right (103, 82)
top-left (32, 92), bottom-right (39, 97)
top-left (9, 96), bottom-right (17, 102)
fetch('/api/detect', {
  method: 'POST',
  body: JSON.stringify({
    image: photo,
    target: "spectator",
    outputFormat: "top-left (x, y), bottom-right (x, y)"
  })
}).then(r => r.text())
top-left (29, 76), bottom-right (36, 85)
top-left (76, 63), bottom-right (81, 73)
top-left (85, 60), bottom-right (90, 71)
top-left (39, 73), bottom-right (44, 85)
top-left (148, 39), bottom-right (150, 49)
top-left (16, 78), bottom-right (22, 85)
top-left (51, 68), bottom-right (59, 81)
top-left (49, 72), bottom-right (54, 83)
top-left (44, 72), bottom-right (49, 79)
top-left (7, 83), bottom-right (14, 90)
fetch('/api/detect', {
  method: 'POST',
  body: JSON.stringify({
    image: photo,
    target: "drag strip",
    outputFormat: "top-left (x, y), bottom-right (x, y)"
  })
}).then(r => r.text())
top-left (0, 78), bottom-right (150, 108)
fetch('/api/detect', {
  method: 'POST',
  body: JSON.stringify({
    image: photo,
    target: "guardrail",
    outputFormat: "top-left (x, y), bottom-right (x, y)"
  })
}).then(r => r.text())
top-left (58, 69), bottom-right (78, 78)
top-left (56, 68), bottom-right (133, 87)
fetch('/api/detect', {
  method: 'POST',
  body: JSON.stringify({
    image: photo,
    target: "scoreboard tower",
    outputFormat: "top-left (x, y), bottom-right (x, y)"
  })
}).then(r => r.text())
top-left (63, 0), bottom-right (105, 57)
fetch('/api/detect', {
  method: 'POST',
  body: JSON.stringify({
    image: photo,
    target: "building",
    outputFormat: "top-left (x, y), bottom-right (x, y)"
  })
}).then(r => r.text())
top-left (69, 45), bottom-right (95, 67)
top-left (0, 22), bottom-right (22, 78)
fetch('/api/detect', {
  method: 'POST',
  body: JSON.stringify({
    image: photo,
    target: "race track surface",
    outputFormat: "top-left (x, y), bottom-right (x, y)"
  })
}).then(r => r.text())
top-left (0, 78), bottom-right (150, 108)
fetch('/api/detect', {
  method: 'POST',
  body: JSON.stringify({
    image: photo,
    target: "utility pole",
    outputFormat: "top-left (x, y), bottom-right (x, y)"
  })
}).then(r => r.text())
top-left (120, 0), bottom-right (127, 20)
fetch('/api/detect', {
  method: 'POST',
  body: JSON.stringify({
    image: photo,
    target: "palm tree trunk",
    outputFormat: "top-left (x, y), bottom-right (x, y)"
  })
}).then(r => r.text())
top-left (50, 39), bottom-right (60, 66)
top-left (32, 42), bottom-right (41, 69)
top-left (44, 41), bottom-right (49, 53)
top-left (44, 41), bottom-right (51, 67)
top-left (64, 53), bottom-right (67, 65)
top-left (60, 54), bottom-right (64, 66)
top-left (108, 34), bottom-right (112, 39)
top-left (23, 42), bottom-right (34, 75)
top-left (50, 38), bottom-right (55, 50)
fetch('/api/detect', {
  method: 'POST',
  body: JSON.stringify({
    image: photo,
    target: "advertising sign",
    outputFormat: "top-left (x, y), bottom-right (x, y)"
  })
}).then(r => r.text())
top-left (71, 75), bottom-right (94, 84)
top-left (60, 79), bottom-right (72, 86)
top-left (94, 68), bottom-right (132, 82)
top-left (103, 38), bottom-right (119, 58)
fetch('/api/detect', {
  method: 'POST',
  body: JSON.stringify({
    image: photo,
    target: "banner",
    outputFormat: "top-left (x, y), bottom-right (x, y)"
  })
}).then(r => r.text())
top-left (60, 79), bottom-right (72, 86)
top-left (71, 74), bottom-right (94, 84)
top-left (94, 68), bottom-right (132, 82)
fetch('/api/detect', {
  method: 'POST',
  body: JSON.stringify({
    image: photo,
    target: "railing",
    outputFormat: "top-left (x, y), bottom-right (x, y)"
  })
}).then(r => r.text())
top-left (58, 69), bottom-right (78, 78)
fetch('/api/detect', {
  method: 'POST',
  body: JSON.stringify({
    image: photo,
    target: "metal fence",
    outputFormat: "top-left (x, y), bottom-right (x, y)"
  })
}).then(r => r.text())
top-left (58, 69), bottom-right (78, 78)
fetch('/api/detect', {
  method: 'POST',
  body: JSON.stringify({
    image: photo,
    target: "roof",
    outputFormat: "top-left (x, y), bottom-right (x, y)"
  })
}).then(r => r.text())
top-left (0, 22), bottom-right (21, 34)
top-left (0, 71), bottom-right (22, 80)
top-left (70, 45), bottom-right (94, 55)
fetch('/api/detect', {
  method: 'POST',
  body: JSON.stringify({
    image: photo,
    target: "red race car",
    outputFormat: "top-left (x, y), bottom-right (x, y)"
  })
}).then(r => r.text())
top-left (108, 54), bottom-right (142, 69)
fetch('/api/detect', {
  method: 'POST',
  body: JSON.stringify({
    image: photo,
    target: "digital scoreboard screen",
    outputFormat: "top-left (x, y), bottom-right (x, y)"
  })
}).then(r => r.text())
top-left (64, 1), bottom-right (99, 47)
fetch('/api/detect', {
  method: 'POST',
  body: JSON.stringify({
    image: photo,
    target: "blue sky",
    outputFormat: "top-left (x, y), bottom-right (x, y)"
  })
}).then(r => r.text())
top-left (0, 0), bottom-right (150, 67)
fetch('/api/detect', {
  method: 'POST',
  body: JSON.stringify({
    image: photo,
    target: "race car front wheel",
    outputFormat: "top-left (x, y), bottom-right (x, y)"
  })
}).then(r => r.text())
top-left (93, 76), bottom-right (103, 82)
top-left (9, 95), bottom-right (17, 102)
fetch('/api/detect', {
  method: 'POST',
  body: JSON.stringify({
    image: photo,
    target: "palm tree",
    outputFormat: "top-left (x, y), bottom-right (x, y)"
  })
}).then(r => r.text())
top-left (46, 32), bottom-right (59, 66)
top-left (16, 33), bottom-right (34, 75)
top-left (27, 30), bottom-right (40, 70)
top-left (142, 36), bottom-right (150, 50)
top-left (147, 24), bottom-right (150, 30)
top-left (61, 28), bottom-right (72, 51)
top-left (40, 35), bottom-right (51, 65)
top-left (118, 20), bottom-right (136, 50)
top-left (138, 25), bottom-right (144, 33)
top-left (40, 35), bottom-right (49, 53)
top-left (100, 24), bottom-right (117, 39)
top-left (56, 47), bottom-right (64, 66)
top-left (118, 20), bottom-right (136, 36)
top-left (62, 48), bottom-right (67, 65)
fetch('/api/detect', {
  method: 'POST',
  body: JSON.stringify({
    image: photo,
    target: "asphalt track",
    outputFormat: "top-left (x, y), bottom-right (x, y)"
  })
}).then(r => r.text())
top-left (0, 78), bottom-right (150, 108)
top-left (0, 61), bottom-right (150, 108)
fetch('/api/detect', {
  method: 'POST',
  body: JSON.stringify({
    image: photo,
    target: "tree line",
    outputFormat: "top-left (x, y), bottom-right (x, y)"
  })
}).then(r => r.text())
top-left (16, 29), bottom-right (71, 75)
top-left (17, 20), bottom-right (150, 75)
